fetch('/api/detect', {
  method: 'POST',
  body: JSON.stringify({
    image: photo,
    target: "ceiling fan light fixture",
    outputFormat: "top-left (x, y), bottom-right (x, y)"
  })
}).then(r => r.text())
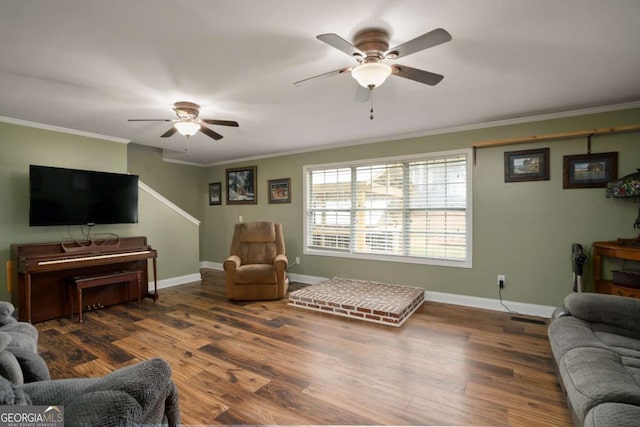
top-left (174, 121), bottom-right (200, 137)
top-left (351, 62), bottom-right (392, 88)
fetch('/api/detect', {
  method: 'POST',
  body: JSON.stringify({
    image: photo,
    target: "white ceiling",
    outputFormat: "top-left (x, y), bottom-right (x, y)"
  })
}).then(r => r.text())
top-left (1, 0), bottom-right (639, 166)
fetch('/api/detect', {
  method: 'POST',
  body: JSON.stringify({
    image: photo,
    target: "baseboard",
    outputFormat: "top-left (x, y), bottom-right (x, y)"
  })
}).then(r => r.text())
top-left (198, 262), bottom-right (555, 318)
top-left (200, 261), bottom-right (223, 271)
top-left (154, 273), bottom-right (202, 290)
top-left (425, 290), bottom-right (555, 318)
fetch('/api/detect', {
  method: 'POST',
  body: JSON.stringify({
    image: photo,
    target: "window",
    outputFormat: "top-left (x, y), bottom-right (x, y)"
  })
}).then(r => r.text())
top-left (304, 149), bottom-right (472, 267)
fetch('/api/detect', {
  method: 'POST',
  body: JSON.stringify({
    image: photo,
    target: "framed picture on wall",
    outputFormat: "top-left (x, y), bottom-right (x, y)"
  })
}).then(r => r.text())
top-left (226, 166), bottom-right (257, 204)
top-left (504, 148), bottom-right (550, 182)
top-left (268, 178), bottom-right (291, 204)
top-left (208, 182), bottom-right (221, 205)
top-left (563, 152), bottom-right (618, 189)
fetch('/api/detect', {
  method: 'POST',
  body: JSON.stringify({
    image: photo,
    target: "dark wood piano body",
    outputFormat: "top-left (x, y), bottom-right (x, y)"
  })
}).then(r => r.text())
top-left (11, 236), bottom-right (157, 323)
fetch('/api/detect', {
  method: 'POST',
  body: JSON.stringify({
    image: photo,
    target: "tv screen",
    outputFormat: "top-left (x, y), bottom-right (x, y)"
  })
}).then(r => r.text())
top-left (29, 165), bottom-right (139, 226)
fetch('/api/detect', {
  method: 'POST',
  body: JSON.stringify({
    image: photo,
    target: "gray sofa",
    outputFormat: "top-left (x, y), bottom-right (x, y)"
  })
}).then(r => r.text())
top-left (0, 301), bottom-right (180, 426)
top-left (548, 292), bottom-right (640, 427)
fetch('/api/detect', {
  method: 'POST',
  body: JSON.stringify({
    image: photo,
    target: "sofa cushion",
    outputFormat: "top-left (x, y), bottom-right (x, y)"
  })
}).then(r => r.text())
top-left (558, 347), bottom-right (640, 423)
top-left (0, 375), bottom-right (31, 405)
top-left (549, 316), bottom-right (640, 362)
top-left (584, 402), bottom-right (640, 427)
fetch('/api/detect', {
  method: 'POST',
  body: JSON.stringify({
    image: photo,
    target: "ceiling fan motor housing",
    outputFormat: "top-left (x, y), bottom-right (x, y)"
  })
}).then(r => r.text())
top-left (353, 29), bottom-right (391, 62)
top-left (173, 101), bottom-right (200, 119)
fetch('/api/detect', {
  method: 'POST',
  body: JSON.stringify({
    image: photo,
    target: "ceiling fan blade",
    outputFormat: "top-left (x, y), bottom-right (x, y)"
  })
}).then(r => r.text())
top-left (355, 84), bottom-right (371, 103)
top-left (128, 119), bottom-right (173, 122)
top-left (202, 119), bottom-right (239, 127)
top-left (392, 64), bottom-right (444, 86)
top-left (199, 125), bottom-right (223, 141)
top-left (317, 33), bottom-right (365, 59)
top-left (294, 66), bottom-right (353, 86)
top-left (160, 127), bottom-right (178, 138)
top-left (385, 28), bottom-right (452, 59)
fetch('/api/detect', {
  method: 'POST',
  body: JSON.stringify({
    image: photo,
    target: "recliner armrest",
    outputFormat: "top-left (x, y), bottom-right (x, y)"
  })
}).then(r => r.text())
top-left (274, 254), bottom-right (288, 270)
top-left (223, 255), bottom-right (241, 272)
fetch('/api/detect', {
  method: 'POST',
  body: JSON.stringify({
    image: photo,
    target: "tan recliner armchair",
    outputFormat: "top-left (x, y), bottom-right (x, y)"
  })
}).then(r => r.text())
top-left (223, 222), bottom-right (289, 301)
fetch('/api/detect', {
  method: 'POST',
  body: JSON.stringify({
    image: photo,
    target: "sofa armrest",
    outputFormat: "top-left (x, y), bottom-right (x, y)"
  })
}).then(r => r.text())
top-left (223, 255), bottom-right (241, 273)
top-left (22, 358), bottom-right (180, 426)
top-left (564, 293), bottom-right (640, 332)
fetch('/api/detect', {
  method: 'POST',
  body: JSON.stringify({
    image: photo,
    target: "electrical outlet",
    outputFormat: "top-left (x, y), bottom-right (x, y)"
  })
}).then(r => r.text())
top-left (295, 256), bottom-right (301, 265)
top-left (498, 274), bottom-right (506, 288)
top-left (238, 215), bottom-right (243, 223)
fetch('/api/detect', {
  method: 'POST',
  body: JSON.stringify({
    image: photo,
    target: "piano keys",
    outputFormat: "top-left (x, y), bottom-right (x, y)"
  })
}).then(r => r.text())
top-left (11, 236), bottom-right (157, 323)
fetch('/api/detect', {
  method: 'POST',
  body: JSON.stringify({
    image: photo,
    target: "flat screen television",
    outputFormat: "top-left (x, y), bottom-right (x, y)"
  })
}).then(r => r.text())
top-left (29, 165), bottom-right (139, 226)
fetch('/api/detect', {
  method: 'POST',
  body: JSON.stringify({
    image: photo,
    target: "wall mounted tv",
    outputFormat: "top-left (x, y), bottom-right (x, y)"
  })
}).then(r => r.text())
top-left (29, 165), bottom-right (139, 226)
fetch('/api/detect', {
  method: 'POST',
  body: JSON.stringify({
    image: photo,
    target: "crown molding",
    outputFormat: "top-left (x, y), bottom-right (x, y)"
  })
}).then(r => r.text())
top-left (0, 115), bottom-right (130, 144)
top-left (204, 101), bottom-right (640, 167)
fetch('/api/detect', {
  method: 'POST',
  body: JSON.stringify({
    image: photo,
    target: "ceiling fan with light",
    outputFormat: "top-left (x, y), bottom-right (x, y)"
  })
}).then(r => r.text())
top-left (128, 102), bottom-right (239, 140)
top-left (294, 27), bottom-right (452, 103)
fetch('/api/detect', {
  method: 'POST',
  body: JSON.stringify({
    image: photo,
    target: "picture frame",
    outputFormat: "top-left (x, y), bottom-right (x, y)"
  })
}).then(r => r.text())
top-left (504, 148), bottom-right (550, 182)
top-left (268, 178), bottom-right (291, 204)
top-left (208, 182), bottom-right (221, 205)
top-left (226, 166), bottom-right (257, 204)
top-left (563, 152), bottom-right (618, 189)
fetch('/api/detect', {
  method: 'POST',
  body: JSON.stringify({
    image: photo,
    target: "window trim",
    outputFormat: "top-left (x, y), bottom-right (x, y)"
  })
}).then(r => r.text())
top-left (303, 148), bottom-right (473, 268)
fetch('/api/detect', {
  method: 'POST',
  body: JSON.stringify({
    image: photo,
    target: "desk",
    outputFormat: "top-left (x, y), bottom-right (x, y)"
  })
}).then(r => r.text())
top-left (592, 241), bottom-right (640, 297)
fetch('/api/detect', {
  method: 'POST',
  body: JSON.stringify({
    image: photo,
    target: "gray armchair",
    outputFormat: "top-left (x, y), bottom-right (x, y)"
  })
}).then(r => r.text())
top-left (0, 301), bottom-right (49, 384)
top-left (0, 301), bottom-right (180, 426)
top-left (1, 358), bottom-right (180, 426)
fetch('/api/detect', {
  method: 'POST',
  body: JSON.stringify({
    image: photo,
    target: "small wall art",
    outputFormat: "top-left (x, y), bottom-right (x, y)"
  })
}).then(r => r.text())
top-left (226, 166), bottom-right (257, 204)
top-left (268, 178), bottom-right (291, 204)
top-left (504, 148), bottom-right (550, 182)
top-left (563, 152), bottom-right (618, 189)
top-left (208, 182), bottom-right (221, 205)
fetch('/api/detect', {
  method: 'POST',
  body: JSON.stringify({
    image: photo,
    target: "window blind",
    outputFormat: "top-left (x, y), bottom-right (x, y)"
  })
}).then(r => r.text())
top-left (304, 150), bottom-right (471, 266)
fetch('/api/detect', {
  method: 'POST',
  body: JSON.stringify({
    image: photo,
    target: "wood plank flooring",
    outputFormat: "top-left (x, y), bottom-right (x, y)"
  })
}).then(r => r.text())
top-left (35, 269), bottom-right (572, 426)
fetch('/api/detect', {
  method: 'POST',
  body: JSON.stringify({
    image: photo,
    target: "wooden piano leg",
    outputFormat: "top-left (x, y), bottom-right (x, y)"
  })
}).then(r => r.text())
top-left (68, 283), bottom-right (74, 320)
top-left (136, 271), bottom-right (142, 308)
top-left (26, 273), bottom-right (32, 323)
top-left (78, 287), bottom-right (83, 324)
top-left (151, 257), bottom-right (159, 301)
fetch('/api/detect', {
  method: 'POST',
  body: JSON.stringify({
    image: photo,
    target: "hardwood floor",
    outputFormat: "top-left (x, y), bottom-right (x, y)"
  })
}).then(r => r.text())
top-left (35, 270), bottom-right (572, 426)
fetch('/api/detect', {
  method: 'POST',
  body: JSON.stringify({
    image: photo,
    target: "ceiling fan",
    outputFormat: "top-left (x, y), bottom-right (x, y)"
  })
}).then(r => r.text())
top-left (128, 102), bottom-right (239, 140)
top-left (294, 27), bottom-right (452, 101)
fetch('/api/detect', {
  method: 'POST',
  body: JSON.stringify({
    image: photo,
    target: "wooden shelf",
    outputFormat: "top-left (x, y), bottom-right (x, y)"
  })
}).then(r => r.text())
top-left (473, 124), bottom-right (640, 149)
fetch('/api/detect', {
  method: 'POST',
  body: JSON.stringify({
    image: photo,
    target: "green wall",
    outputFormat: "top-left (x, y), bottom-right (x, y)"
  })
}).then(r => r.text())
top-left (126, 144), bottom-right (205, 219)
top-left (201, 108), bottom-right (640, 307)
top-left (3, 107), bottom-right (637, 310)
top-left (0, 122), bottom-right (199, 303)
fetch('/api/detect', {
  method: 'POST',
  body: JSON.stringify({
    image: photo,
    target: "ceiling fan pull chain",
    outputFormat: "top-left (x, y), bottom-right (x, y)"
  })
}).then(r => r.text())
top-left (369, 88), bottom-right (375, 120)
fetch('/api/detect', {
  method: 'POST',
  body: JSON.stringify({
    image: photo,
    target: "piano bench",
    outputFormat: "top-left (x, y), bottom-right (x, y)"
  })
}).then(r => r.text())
top-left (68, 270), bottom-right (143, 323)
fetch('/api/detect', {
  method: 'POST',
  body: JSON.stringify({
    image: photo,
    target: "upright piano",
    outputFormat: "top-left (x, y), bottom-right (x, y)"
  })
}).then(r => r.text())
top-left (11, 236), bottom-right (157, 323)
